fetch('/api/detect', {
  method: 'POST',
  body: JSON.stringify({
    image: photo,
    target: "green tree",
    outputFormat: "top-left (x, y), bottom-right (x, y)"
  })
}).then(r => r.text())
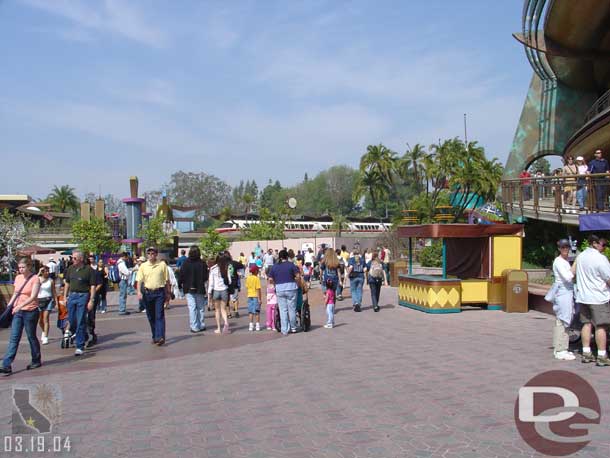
top-left (530, 157), bottom-right (551, 175)
top-left (241, 208), bottom-right (285, 241)
top-left (354, 144), bottom-right (397, 216)
top-left (199, 228), bottom-right (230, 260)
top-left (423, 138), bottom-right (504, 222)
top-left (330, 212), bottom-right (348, 237)
top-left (398, 143), bottom-right (427, 193)
top-left (167, 171), bottom-right (232, 218)
top-left (47, 185), bottom-right (79, 213)
top-left (72, 218), bottom-right (119, 255)
top-left (259, 180), bottom-right (285, 212)
top-left (139, 214), bottom-right (176, 249)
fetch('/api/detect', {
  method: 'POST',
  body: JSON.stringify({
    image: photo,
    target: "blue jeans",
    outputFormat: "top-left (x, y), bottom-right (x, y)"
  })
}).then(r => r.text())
top-left (577, 187), bottom-right (587, 208)
top-left (67, 292), bottom-right (89, 350)
top-left (143, 289), bottom-right (165, 341)
top-left (3, 309), bottom-right (40, 368)
top-left (326, 303), bottom-right (335, 325)
top-left (186, 293), bottom-right (206, 332)
top-left (276, 289), bottom-right (297, 334)
top-left (119, 279), bottom-right (128, 313)
top-left (369, 277), bottom-right (382, 308)
top-left (350, 276), bottom-right (364, 306)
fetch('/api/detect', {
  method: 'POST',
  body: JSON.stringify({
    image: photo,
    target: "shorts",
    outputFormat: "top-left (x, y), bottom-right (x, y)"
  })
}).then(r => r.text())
top-left (230, 292), bottom-right (239, 302)
top-left (212, 290), bottom-right (229, 302)
top-left (580, 302), bottom-right (610, 327)
top-left (248, 297), bottom-right (260, 314)
top-left (304, 275), bottom-right (311, 282)
top-left (38, 297), bottom-right (54, 312)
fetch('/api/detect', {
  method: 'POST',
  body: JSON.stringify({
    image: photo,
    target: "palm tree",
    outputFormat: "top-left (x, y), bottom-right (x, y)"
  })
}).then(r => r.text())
top-left (47, 185), bottom-right (79, 213)
top-left (355, 144), bottom-right (397, 216)
top-left (400, 143), bottom-right (427, 192)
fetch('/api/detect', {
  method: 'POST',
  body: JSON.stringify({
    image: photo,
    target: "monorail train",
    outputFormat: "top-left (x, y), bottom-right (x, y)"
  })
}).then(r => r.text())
top-left (216, 217), bottom-right (392, 233)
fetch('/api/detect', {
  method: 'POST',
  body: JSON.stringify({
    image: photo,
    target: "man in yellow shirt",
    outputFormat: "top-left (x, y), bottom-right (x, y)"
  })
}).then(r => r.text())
top-left (136, 247), bottom-right (170, 346)
top-left (246, 266), bottom-right (262, 331)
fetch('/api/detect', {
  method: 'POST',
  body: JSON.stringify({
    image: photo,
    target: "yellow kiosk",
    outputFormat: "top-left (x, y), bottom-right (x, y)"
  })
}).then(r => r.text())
top-left (397, 224), bottom-right (525, 313)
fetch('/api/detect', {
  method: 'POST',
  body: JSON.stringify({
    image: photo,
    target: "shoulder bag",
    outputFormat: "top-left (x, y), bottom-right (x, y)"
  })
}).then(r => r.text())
top-left (0, 274), bottom-right (36, 328)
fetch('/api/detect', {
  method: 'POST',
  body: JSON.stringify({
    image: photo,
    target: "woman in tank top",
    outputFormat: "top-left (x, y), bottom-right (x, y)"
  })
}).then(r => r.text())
top-left (37, 265), bottom-right (57, 345)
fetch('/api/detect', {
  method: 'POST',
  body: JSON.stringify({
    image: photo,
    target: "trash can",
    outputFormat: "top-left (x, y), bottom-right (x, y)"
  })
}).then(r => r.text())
top-left (502, 270), bottom-right (528, 313)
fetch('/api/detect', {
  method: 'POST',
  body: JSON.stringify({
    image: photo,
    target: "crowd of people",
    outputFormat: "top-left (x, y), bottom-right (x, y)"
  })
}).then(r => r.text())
top-left (550, 234), bottom-right (610, 366)
top-left (519, 149), bottom-right (610, 211)
top-left (0, 243), bottom-right (391, 374)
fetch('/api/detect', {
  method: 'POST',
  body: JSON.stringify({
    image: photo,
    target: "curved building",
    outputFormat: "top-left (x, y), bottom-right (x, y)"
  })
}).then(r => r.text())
top-left (505, 0), bottom-right (610, 178)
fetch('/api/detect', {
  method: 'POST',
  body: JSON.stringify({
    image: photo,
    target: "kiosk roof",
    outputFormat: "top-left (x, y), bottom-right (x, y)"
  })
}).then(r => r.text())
top-left (397, 224), bottom-right (523, 239)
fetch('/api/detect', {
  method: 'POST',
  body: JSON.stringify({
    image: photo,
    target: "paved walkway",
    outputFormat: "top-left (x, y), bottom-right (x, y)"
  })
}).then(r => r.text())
top-left (1, 282), bottom-right (609, 458)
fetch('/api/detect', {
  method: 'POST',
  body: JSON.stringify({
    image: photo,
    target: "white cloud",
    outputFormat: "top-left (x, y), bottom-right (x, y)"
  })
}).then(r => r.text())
top-left (19, 0), bottom-right (168, 48)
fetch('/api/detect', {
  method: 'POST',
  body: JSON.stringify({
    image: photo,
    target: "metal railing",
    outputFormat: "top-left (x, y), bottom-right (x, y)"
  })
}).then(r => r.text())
top-left (501, 173), bottom-right (610, 217)
top-left (584, 89), bottom-right (610, 124)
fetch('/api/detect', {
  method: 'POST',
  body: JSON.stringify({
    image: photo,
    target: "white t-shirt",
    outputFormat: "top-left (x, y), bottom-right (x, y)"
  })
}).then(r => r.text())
top-left (47, 261), bottom-right (58, 274)
top-left (263, 253), bottom-right (275, 266)
top-left (304, 251), bottom-right (314, 265)
top-left (38, 277), bottom-right (53, 299)
top-left (575, 248), bottom-right (610, 304)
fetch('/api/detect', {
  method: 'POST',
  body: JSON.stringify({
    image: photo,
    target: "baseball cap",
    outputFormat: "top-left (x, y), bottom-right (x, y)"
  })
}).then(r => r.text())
top-left (576, 156), bottom-right (584, 161)
top-left (146, 246), bottom-right (158, 253)
top-left (557, 239), bottom-right (570, 248)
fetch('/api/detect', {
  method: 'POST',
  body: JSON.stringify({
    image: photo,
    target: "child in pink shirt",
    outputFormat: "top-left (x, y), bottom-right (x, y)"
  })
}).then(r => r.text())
top-left (324, 278), bottom-right (335, 329)
top-left (265, 281), bottom-right (278, 331)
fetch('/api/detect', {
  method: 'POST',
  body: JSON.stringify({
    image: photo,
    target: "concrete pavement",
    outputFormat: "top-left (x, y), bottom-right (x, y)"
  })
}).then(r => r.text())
top-left (0, 282), bottom-right (609, 457)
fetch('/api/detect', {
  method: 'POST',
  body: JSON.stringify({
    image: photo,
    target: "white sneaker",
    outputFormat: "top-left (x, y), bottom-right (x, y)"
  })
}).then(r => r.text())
top-left (41, 335), bottom-right (49, 345)
top-left (324, 323), bottom-right (333, 329)
top-left (554, 351), bottom-right (576, 360)
top-left (248, 323), bottom-right (254, 331)
top-left (267, 326), bottom-right (273, 331)
top-left (255, 323), bottom-right (260, 331)
top-left (100, 310), bottom-right (106, 314)
top-left (74, 348), bottom-right (84, 356)
top-left (201, 324), bottom-right (206, 331)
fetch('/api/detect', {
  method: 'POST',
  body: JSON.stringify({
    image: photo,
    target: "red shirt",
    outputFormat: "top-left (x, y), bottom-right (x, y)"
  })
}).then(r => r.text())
top-left (519, 171), bottom-right (531, 185)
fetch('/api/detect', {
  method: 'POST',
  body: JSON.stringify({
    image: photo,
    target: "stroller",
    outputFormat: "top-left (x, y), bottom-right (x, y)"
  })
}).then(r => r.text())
top-left (274, 291), bottom-right (311, 332)
top-left (56, 295), bottom-right (74, 348)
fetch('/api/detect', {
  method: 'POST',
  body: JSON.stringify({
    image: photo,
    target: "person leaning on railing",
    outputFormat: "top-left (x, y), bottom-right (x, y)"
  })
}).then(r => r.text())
top-left (562, 156), bottom-right (578, 208)
top-left (576, 156), bottom-right (589, 210)
top-left (588, 149), bottom-right (610, 211)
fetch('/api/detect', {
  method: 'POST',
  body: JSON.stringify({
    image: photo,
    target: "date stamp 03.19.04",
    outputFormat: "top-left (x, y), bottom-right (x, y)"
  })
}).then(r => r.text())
top-left (3, 384), bottom-right (71, 454)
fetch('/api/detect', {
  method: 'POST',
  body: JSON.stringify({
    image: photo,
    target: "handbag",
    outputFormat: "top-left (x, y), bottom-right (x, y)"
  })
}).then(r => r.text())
top-left (0, 274), bottom-right (36, 328)
top-left (544, 282), bottom-right (559, 303)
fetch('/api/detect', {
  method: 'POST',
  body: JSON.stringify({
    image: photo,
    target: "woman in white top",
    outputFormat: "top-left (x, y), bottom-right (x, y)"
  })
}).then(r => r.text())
top-left (550, 239), bottom-right (575, 360)
top-left (207, 255), bottom-right (230, 334)
top-left (37, 266), bottom-right (57, 345)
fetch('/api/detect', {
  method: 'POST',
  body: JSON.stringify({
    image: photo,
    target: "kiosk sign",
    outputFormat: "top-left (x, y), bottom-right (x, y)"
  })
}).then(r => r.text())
top-left (514, 370), bottom-right (601, 456)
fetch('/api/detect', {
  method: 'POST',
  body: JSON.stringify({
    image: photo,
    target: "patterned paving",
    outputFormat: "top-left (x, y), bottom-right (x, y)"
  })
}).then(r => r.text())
top-left (0, 282), bottom-right (609, 458)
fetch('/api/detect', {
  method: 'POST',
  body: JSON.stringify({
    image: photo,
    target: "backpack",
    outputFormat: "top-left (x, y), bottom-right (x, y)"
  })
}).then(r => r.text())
top-left (108, 263), bottom-right (121, 283)
top-left (349, 257), bottom-right (364, 277)
top-left (369, 261), bottom-right (384, 279)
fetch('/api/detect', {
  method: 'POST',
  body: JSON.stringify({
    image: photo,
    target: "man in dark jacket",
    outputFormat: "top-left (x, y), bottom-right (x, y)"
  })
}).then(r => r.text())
top-left (588, 149), bottom-right (610, 211)
top-left (223, 252), bottom-right (244, 318)
top-left (178, 245), bottom-right (209, 333)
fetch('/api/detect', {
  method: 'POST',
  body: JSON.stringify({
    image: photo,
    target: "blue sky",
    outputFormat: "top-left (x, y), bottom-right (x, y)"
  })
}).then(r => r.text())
top-left (0, 0), bottom-right (532, 200)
